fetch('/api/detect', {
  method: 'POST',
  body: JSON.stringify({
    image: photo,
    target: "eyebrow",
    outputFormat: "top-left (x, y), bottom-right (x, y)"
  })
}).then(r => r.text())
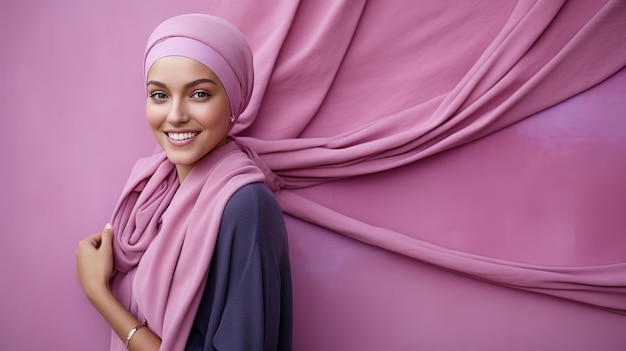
top-left (146, 78), bottom-right (218, 89)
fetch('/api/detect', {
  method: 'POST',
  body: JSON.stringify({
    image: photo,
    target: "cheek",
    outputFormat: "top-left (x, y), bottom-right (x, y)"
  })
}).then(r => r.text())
top-left (193, 103), bottom-right (231, 126)
top-left (145, 103), bottom-right (164, 129)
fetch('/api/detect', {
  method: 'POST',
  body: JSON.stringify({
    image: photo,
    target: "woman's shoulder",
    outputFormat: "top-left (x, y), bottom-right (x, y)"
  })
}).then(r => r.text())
top-left (226, 182), bottom-right (280, 213)
top-left (222, 182), bottom-right (285, 230)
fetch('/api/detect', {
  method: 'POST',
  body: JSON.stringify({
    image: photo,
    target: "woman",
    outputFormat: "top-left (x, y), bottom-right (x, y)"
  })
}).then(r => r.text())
top-left (75, 14), bottom-right (292, 351)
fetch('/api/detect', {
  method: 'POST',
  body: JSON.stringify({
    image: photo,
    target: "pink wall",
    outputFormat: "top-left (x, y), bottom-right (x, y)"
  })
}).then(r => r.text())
top-left (0, 1), bottom-right (213, 349)
top-left (287, 67), bottom-right (626, 350)
top-left (2, 1), bottom-right (626, 350)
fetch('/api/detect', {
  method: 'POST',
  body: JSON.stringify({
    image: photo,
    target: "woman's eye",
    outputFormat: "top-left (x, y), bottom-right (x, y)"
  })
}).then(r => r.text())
top-left (192, 91), bottom-right (210, 99)
top-left (149, 92), bottom-right (168, 100)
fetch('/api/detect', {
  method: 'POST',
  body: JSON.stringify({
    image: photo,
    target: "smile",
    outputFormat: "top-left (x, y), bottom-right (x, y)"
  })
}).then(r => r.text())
top-left (166, 132), bottom-right (200, 141)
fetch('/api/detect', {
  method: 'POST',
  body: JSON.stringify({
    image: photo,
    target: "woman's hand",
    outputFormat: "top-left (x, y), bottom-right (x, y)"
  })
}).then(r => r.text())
top-left (76, 223), bottom-right (114, 301)
top-left (75, 224), bottom-right (162, 350)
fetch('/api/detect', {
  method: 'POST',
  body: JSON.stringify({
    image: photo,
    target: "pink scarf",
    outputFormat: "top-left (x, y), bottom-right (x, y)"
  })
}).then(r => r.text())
top-left (109, 141), bottom-right (265, 350)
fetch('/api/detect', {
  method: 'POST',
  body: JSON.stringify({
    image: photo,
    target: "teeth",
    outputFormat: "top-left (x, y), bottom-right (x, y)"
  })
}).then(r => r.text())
top-left (167, 132), bottom-right (199, 141)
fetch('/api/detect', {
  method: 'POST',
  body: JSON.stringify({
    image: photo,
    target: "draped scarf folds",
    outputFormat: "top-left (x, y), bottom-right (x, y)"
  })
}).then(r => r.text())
top-left (109, 141), bottom-right (265, 351)
top-left (206, 0), bottom-right (626, 314)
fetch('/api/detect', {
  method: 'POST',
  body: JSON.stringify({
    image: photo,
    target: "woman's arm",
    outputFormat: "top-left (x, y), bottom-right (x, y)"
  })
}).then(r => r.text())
top-left (186, 184), bottom-right (292, 351)
top-left (76, 224), bottom-right (162, 351)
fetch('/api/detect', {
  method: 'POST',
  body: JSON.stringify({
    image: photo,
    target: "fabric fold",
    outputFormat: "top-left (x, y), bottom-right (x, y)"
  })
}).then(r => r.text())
top-left (210, 0), bottom-right (626, 315)
top-left (276, 190), bottom-right (626, 315)
top-left (110, 142), bottom-right (265, 350)
top-left (222, 0), bottom-right (626, 187)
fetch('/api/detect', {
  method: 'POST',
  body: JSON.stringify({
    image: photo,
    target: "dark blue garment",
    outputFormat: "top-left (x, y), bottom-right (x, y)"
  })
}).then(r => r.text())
top-left (185, 183), bottom-right (292, 351)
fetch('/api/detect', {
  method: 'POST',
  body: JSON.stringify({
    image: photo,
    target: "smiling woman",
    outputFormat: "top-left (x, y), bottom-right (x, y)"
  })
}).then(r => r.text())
top-left (74, 14), bottom-right (292, 351)
top-left (146, 56), bottom-right (232, 182)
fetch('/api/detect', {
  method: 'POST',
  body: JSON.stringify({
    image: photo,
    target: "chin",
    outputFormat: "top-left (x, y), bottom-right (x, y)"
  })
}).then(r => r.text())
top-left (162, 151), bottom-right (196, 164)
top-left (167, 156), bottom-right (198, 166)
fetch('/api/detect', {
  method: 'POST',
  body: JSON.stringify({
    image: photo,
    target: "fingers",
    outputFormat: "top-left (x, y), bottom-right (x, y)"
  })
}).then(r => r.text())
top-left (76, 223), bottom-right (114, 250)
top-left (102, 222), bottom-right (113, 237)
top-left (75, 223), bottom-right (115, 290)
top-left (100, 223), bottom-right (114, 250)
top-left (77, 233), bottom-right (101, 251)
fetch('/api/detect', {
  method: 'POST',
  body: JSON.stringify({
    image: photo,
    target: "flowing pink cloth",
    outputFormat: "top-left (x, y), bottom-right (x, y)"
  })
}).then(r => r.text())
top-left (206, 0), bottom-right (626, 315)
top-left (110, 141), bottom-right (264, 350)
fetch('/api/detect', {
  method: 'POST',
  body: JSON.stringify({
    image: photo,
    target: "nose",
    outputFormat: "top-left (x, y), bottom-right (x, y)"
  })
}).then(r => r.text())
top-left (166, 98), bottom-right (189, 125)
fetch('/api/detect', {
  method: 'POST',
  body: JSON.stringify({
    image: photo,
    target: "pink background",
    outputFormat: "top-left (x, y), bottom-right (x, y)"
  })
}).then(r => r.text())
top-left (2, 1), bottom-right (626, 350)
top-left (1, 1), bottom-right (215, 349)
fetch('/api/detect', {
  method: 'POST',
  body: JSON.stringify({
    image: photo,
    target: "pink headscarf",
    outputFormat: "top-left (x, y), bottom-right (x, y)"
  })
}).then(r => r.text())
top-left (109, 14), bottom-right (264, 351)
top-left (144, 13), bottom-right (254, 120)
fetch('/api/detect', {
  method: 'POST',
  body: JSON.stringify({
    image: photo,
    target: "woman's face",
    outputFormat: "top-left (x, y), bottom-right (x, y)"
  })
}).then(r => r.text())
top-left (146, 56), bottom-right (232, 182)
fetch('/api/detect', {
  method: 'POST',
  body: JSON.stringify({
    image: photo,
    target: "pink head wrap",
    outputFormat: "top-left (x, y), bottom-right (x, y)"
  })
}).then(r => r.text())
top-left (144, 14), bottom-right (254, 120)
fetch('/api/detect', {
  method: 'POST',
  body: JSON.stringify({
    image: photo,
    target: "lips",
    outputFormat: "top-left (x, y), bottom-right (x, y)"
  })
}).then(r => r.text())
top-left (166, 132), bottom-right (200, 141)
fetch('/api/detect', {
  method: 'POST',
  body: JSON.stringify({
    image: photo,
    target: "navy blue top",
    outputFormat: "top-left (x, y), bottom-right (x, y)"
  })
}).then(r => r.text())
top-left (184, 183), bottom-right (292, 351)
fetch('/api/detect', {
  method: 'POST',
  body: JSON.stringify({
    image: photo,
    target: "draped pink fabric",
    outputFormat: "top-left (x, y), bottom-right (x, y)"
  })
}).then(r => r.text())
top-left (205, 0), bottom-right (626, 320)
top-left (2, 0), bottom-right (626, 350)
top-left (109, 142), bottom-right (264, 350)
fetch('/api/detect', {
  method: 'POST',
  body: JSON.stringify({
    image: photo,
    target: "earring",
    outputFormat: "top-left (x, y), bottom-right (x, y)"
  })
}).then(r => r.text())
top-left (229, 115), bottom-right (235, 123)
